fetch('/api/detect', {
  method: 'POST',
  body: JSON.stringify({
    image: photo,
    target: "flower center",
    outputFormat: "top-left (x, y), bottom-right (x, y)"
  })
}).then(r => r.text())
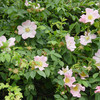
top-left (85, 36), bottom-right (90, 40)
top-left (88, 15), bottom-right (93, 20)
top-left (63, 69), bottom-right (67, 73)
top-left (80, 72), bottom-right (86, 77)
top-left (38, 61), bottom-right (43, 67)
top-left (73, 86), bottom-right (78, 91)
top-left (65, 78), bottom-right (70, 83)
top-left (25, 27), bottom-right (30, 32)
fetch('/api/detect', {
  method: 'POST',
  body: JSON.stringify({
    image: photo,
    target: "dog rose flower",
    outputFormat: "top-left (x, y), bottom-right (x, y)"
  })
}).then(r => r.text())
top-left (64, 72), bottom-right (76, 87)
top-left (34, 55), bottom-right (48, 71)
top-left (70, 83), bottom-right (85, 98)
top-left (93, 49), bottom-right (100, 70)
top-left (58, 66), bottom-right (72, 75)
top-left (17, 20), bottom-right (37, 39)
top-left (0, 36), bottom-right (15, 49)
top-left (65, 34), bottom-right (76, 51)
top-left (94, 86), bottom-right (100, 93)
top-left (79, 8), bottom-right (100, 24)
top-left (79, 31), bottom-right (96, 45)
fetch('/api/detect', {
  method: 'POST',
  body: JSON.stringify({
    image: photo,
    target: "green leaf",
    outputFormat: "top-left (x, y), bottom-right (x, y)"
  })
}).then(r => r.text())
top-left (51, 54), bottom-right (57, 61)
top-left (53, 53), bottom-right (62, 58)
top-left (75, 22), bottom-right (80, 33)
top-left (5, 54), bottom-right (11, 62)
top-left (59, 60), bottom-right (64, 66)
top-left (45, 68), bottom-right (50, 77)
top-left (54, 94), bottom-right (61, 98)
top-left (30, 71), bottom-right (36, 79)
top-left (48, 41), bottom-right (57, 45)
top-left (37, 70), bottom-right (46, 78)
top-left (93, 73), bottom-right (99, 79)
top-left (95, 93), bottom-right (100, 100)
top-left (82, 81), bottom-right (88, 87)
top-left (24, 72), bottom-right (30, 80)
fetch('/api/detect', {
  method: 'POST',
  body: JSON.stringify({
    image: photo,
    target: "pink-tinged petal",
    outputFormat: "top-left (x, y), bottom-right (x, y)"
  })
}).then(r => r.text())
top-left (39, 67), bottom-right (44, 71)
top-left (34, 56), bottom-right (40, 61)
top-left (22, 20), bottom-right (31, 26)
top-left (86, 8), bottom-right (93, 14)
top-left (91, 34), bottom-right (96, 39)
top-left (96, 86), bottom-right (100, 89)
top-left (22, 33), bottom-right (29, 39)
top-left (90, 20), bottom-right (94, 25)
top-left (0, 36), bottom-right (6, 42)
top-left (58, 70), bottom-right (64, 75)
top-left (17, 26), bottom-right (24, 35)
top-left (27, 31), bottom-right (36, 38)
top-left (8, 37), bottom-right (15, 47)
top-left (79, 14), bottom-right (86, 23)
top-left (25, 0), bottom-right (29, 6)
top-left (95, 86), bottom-right (100, 93)
top-left (0, 36), bottom-right (6, 47)
top-left (30, 22), bottom-right (37, 30)
top-left (93, 10), bottom-right (100, 19)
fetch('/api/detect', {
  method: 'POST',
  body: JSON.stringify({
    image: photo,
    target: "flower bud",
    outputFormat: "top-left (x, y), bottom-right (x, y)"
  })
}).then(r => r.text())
top-left (27, 9), bottom-right (31, 12)
top-left (27, 46), bottom-right (32, 50)
top-left (14, 30), bottom-right (18, 34)
top-left (13, 68), bottom-right (19, 74)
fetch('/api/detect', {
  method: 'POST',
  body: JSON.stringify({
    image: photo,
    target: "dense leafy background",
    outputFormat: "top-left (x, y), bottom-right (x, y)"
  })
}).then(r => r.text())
top-left (0, 0), bottom-right (100, 100)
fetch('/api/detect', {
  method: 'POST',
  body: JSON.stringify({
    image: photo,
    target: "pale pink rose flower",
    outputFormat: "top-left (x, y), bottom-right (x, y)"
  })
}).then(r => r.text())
top-left (93, 49), bottom-right (100, 70)
top-left (79, 72), bottom-right (89, 79)
top-left (79, 14), bottom-right (86, 23)
top-left (70, 83), bottom-right (85, 98)
top-left (85, 8), bottom-right (100, 25)
top-left (79, 8), bottom-right (100, 25)
top-left (34, 55), bottom-right (48, 71)
top-left (79, 31), bottom-right (96, 45)
top-left (94, 86), bottom-right (100, 93)
top-left (17, 20), bottom-right (37, 39)
top-left (64, 73), bottom-right (76, 87)
top-left (65, 34), bottom-right (76, 51)
top-left (58, 66), bottom-right (72, 75)
top-left (0, 36), bottom-right (15, 49)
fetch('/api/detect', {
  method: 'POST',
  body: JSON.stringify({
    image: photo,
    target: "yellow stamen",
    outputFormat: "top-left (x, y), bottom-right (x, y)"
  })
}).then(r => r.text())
top-left (88, 15), bottom-right (93, 20)
top-left (63, 69), bottom-right (67, 73)
top-left (38, 62), bottom-right (43, 67)
top-left (73, 86), bottom-right (78, 91)
top-left (65, 78), bottom-right (70, 83)
top-left (25, 28), bottom-right (30, 32)
top-left (85, 36), bottom-right (90, 40)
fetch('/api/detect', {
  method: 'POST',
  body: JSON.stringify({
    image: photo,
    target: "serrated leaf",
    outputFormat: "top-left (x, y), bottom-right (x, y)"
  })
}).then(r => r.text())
top-left (30, 71), bottom-right (36, 79)
top-left (45, 68), bottom-right (50, 77)
top-left (24, 72), bottom-right (30, 80)
top-left (5, 54), bottom-right (11, 62)
top-left (82, 81), bottom-right (88, 87)
top-left (53, 53), bottom-right (62, 58)
top-left (93, 73), bottom-right (99, 79)
top-left (37, 70), bottom-right (46, 78)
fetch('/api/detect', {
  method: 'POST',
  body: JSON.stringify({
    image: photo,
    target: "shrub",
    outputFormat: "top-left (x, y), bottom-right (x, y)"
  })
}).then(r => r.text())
top-left (0, 0), bottom-right (100, 100)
